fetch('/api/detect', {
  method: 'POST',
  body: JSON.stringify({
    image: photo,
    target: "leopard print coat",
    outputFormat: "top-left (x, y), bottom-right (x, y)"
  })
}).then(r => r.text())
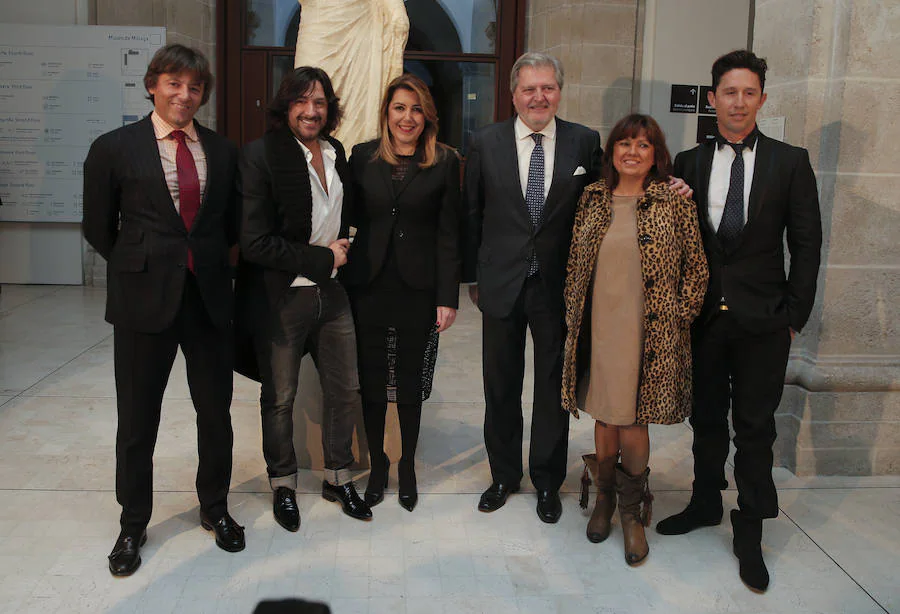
top-left (561, 180), bottom-right (709, 424)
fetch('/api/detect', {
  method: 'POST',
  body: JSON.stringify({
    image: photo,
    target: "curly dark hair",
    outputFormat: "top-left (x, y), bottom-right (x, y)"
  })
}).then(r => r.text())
top-left (267, 66), bottom-right (343, 136)
top-left (144, 44), bottom-right (214, 106)
top-left (711, 49), bottom-right (768, 93)
top-left (601, 114), bottom-right (673, 191)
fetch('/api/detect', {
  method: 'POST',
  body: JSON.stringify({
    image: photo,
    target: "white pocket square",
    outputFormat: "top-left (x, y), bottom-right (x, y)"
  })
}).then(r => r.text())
top-left (573, 166), bottom-right (587, 176)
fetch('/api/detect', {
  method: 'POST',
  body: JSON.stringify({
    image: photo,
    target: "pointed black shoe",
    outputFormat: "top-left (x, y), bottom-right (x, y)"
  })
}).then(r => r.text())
top-left (398, 459), bottom-right (418, 512)
top-left (655, 491), bottom-right (723, 535)
top-left (478, 482), bottom-right (519, 512)
top-left (536, 490), bottom-right (562, 523)
top-left (322, 481), bottom-right (373, 520)
top-left (273, 486), bottom-right (301, 532)
top-left (200, 511), bottom-right (246, 553)
top-left (731, 509), bottom-right (770, 592)
top-left (365, 456), bottom-right (390, 507)
top-left (108, 530), bottom-right (147, 577)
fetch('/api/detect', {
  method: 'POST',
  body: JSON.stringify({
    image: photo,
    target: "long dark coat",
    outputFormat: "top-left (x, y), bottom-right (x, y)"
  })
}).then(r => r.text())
top-left (561, 180), bottom-right (709, 425)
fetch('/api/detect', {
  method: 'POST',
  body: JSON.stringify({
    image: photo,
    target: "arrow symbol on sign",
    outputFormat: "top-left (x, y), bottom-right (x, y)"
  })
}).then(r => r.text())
top-left (690, 88), bottom-right (696, 95)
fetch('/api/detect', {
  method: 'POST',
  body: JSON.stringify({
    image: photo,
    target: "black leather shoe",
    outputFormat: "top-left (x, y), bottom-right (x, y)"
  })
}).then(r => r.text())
top-left (365, 456), bottom-right (390, 507)
top-left (655, 493), bottom-right (723, 535)
top-left (536, 490), bottom-right (562, 523)
top-left (200, 511), bottom-right (246, 552)
top-left (322, 481), bottom-right (372, 520)
top-left (108, 530), bottom-right (147, 577)
top-left (478, 482), bottom-right (519, 512)
top-left (273, 487), bottom-right (301, 532)
top-left (398, 459), bottom-right (418, 512)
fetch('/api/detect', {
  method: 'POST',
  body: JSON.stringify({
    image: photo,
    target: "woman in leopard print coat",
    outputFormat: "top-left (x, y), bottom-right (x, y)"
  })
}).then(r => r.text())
top-left (561, 114), bottom-right (708, 564)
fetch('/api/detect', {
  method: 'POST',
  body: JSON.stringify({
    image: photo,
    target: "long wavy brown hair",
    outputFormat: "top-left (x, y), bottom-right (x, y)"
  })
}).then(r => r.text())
top-left (374, 73), bottom-right (447, 168)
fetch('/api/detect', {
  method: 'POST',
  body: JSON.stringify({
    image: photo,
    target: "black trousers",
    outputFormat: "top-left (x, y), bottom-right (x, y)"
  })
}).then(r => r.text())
top-left (482, 275), bottom-right (570, 492)
top-left (113, 273), bottom-right (234, 534)
top-left (690, 311), bottom-right (791, 519)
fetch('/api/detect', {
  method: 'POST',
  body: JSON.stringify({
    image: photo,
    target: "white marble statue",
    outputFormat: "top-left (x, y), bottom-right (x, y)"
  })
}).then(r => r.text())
top-left (294, 0), bottom-right (409, 150)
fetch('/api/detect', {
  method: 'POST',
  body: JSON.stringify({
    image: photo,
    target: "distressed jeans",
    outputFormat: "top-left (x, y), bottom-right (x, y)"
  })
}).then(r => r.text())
top-left (255, 279), bottom-right (361, 488)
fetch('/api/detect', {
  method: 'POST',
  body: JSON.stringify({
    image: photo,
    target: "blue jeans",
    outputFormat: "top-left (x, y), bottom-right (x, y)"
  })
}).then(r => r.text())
top-left (255, 279), bottom-right (361, 488)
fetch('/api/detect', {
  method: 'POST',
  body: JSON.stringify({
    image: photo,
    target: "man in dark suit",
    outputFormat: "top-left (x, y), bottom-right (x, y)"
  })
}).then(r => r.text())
top-left (83, 44), bottom-right (245, 577)
top-left (235, 67), bottom-right (371, 532)
top-left (655, 50), bottom-right (822, 592)
top-left (463, 52), bottom-right (601, 523)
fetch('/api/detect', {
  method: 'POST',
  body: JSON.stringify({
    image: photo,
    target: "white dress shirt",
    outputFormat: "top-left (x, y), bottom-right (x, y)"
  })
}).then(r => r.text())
top-left (515, 116), bottom-right (556, 201)
top-left (707, 137), bottom-right (757, 231)
top-left (291, 138), bottom-right (344, 287)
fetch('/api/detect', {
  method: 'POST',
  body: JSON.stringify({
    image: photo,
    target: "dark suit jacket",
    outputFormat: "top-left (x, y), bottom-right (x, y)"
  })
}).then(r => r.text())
top-left (82, 114), bottom-right (239, 333)
top-left (233, 127), bottom-right (352, 379)
top-left (674, 131), bottom-right (822, 334)
top-left (462, 117), bottom-right (601, 318)
top-left (341, 139), bottom-right (461, 308)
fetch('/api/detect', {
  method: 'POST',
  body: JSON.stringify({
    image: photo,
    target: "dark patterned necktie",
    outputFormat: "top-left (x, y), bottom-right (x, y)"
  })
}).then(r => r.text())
top-left (172, 130), bottom-right (201, 271)
top-left (525, 133), bottom-right (545, 276)
top-left (717, 142), bottom-right (745, 248)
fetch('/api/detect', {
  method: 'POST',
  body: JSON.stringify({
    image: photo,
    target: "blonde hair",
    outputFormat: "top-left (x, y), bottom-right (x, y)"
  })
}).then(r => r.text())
top-left (374, 73), bottom-right (446, 168)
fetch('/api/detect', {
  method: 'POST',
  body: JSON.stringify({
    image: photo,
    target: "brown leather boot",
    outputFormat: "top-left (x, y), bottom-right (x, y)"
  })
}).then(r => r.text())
top-left (580, 453), bottom-right (617, 543)
top-left (615, 464), bottom-right (653, 566)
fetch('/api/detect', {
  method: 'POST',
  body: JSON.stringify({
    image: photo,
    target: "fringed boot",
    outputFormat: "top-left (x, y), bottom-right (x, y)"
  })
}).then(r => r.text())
top-left (615, 464), bottom-right (653, 566)
top-left (580, 453), bottom-right (617, 543)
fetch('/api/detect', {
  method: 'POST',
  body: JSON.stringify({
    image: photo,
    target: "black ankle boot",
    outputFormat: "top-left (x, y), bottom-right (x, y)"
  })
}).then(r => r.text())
top-left (731, 509), bottom-right (769, 591)
top-left (365, 454), bottom-right (390, 507)
top-left (655, 490), bottom-right (723, 535)
top-left (398, 459), bottom-right (418, 512)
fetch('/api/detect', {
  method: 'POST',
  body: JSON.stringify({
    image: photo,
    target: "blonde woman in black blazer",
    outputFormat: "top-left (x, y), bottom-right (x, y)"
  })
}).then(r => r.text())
top-left (341, 73), bottom-right (461, 512)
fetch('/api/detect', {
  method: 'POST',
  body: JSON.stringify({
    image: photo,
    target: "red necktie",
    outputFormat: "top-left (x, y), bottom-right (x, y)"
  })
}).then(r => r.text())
top-left (171, 130), bottom-right (200, 272)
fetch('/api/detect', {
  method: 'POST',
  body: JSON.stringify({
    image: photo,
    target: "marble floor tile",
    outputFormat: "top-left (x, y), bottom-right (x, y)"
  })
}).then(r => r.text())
top-left (0, 286), bottom-right (896, 614)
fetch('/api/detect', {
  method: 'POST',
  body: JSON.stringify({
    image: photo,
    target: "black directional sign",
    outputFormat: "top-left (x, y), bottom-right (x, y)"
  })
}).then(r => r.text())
top-left (670, 84), bottom-right (698, 113)
top-left (699, 86), bottom-right (716, 114)
top-left (697, 115), bottom-right (718, 144)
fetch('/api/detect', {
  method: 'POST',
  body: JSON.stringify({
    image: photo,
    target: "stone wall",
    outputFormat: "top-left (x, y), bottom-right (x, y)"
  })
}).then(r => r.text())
top-left (84, 0), bottom-right (218, 286)
top-left (525, 0), bottom-right (638, 140)
top-left (755, 0), bottom-right (900, 474)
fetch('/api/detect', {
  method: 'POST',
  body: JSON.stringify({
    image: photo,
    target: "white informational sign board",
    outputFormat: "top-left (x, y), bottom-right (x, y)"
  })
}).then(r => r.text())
top-left (0, 25), bottom-right (165, 223)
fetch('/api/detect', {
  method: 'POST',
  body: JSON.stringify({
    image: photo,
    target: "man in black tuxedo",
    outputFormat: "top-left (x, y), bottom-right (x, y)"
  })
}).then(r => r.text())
top-left (83, 44), bottom-right (245, 577)
top-left (463, 52), bottom-right (601, 523)
top-left (235, 67), bottom-right (371, 532)
top-left (655, 50), bottom-right (822, 591)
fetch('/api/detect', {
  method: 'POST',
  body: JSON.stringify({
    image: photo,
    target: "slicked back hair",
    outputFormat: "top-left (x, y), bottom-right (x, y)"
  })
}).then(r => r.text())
top-left (711, 49), bottom-right (768, 93)
top-left (267, 66), bottom-right (343, 136)
top-left (144, 44), bottom-right (214, 106)
top-left (601, 113), bottom-right (673, 191)
top-left (510, 52), bottom-right (564, 92)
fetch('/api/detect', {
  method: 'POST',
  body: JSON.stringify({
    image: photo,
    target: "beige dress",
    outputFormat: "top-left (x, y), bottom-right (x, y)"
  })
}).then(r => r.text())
top-left (583, 195), bottom-right (645, 425)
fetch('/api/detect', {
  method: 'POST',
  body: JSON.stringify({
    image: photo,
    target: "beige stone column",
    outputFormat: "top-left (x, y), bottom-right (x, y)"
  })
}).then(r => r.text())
top-left (526, 0), bottom-right (638, 139)
top-left (755, 0), bottom-right (900, 475)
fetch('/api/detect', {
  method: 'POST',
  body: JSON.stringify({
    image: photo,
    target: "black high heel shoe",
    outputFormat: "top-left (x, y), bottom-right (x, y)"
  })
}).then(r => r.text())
top-left (398, 459), bottom-right (418, 512)
top-left (364, 455), bottom-right (390, 507)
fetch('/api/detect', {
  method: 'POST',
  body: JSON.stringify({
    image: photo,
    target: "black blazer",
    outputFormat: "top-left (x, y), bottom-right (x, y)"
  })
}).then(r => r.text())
top-left (462, 117), bottom-right (601, 318)
top-left (674, 131), bottom-right (822, 334)
top-left (341, 140), bottom-right (461, 308)
top-left (235, 127), bottom-right (353, 333)
top-left (82, 115), bottom-right (239, 333)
